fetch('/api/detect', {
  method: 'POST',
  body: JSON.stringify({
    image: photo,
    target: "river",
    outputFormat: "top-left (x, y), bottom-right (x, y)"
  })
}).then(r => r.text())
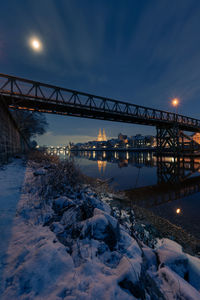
top-left (50, 149), bottom-right (200, 240)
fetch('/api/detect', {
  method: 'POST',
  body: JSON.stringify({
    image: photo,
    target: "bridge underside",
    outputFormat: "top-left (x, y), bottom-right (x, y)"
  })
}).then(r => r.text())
top-left (2, 94), bottom-right (198, 131)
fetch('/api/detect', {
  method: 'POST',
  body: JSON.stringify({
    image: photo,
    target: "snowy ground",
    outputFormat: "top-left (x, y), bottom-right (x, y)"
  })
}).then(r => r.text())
top-left (0, 158), bottom-right (200, 299)
top-left (0, 159), bottom-right (26, 292)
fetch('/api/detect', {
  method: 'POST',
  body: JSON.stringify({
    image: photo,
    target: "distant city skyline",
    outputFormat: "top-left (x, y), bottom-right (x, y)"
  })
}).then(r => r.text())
top-left (37, 128), bottom-right (155, 147)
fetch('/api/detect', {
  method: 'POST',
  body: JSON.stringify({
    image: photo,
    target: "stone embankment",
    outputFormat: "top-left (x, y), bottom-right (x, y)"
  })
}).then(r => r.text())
top-left (0, 100), bottom-right (28, 162)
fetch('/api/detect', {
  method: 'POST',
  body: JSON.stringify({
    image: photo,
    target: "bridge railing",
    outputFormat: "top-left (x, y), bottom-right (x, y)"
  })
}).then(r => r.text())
top-left (0, 73), bottom-right (200, 129)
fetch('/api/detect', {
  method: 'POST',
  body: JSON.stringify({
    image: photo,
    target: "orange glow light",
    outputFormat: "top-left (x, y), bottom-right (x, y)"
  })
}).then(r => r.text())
top-left (172, 98), bottom-right (179, 107)
top-left (176, 208), bottom-right (181, 214)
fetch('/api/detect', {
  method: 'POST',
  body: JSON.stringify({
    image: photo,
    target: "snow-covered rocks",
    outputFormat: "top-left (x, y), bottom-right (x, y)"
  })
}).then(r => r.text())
top-left (158, 266), bottom-right (200, 300)
top-left (81, 213), bottom-right (119, 251)
top-left (53, 196), bottom-right (75, 211)
top-left (155, 238), bottom-right (200, 292)
top-left (2, 160), bottom-right (200, 300)
top-left (156, 239), bottom-right (188, 278)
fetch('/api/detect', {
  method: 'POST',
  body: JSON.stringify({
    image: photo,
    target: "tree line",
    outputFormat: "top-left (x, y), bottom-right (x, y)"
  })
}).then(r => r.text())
top-left (11, 110), bottom-right (48, 147)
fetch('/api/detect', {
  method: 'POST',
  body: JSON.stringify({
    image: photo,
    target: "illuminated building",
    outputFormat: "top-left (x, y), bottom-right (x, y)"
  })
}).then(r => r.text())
top-left (97, 129), bottom-right (107, 141)
top-left (193, 133), bottom-right (200, 144)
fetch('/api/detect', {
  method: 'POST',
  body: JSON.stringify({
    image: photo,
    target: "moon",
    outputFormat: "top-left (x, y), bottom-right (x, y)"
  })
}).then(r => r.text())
top-left (29, 37), bottom-right (43, 52)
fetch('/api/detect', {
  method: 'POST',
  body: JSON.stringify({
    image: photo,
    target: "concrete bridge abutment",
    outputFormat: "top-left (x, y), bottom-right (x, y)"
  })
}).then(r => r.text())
top-left (0, 99), bottom-right (28, 162)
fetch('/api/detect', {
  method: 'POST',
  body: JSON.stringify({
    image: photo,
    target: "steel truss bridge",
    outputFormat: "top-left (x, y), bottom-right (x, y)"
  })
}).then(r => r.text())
top-left (1, 73), bottom-right (200, 154)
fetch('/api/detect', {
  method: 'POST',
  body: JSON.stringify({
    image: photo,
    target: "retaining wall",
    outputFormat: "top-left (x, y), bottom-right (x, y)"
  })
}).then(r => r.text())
top-left (0, 100), bottom-right (29, 162)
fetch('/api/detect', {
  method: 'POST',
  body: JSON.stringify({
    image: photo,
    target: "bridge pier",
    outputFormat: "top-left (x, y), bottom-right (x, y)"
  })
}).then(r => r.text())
top-left (156, 125), bottom-right (200, 155)
top-left (157, 155), bottom-right (183, 184)
top-left (156, 125), bottom-right (181, 155)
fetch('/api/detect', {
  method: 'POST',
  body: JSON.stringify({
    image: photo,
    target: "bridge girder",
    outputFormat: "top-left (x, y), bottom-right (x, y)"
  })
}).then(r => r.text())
top-left (0, 73), bottom-right (200, 132)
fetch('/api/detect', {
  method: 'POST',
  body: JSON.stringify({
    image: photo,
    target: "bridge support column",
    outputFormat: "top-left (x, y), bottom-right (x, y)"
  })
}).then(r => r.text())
top-left (156, 155), bottom-right (199, 184)
top-left (156, 126), bottom-right (200, 155)
top-left (156, 125), bottom-right (180, 155)
top-left (157, 155), bottom-right (183, 184)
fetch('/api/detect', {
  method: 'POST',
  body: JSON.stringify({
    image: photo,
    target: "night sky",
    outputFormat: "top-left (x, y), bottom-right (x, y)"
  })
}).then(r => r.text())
top-left (1, 0), bottom-right (200, 145)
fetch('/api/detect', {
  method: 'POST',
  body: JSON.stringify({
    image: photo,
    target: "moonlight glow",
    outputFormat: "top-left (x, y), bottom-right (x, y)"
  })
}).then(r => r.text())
top-left (29, 37), bottom-right (43, 52)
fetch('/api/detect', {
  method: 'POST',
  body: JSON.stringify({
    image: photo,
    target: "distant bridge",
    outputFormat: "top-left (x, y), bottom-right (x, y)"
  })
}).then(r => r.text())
top-left (1, 73), bottom-right (200, 154)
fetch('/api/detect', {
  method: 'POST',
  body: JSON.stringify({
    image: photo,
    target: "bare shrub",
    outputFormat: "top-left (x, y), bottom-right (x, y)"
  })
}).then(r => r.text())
top-left (82, 174), bottom-right (115, 196)
top-left (29, 150), bottom-right (83, 199)
top-left (28, 150), bottom-right (59, 165)
top-left (28, 150), bottom-right (116, 200)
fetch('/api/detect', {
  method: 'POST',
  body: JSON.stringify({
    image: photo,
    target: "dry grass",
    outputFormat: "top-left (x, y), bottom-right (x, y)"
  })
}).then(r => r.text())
top-left (28, 150), bottom-right (60, 164)
top-left (28, 150), bottom-right (115, 199)
top-left (28, 150), bottom-right (83, 198)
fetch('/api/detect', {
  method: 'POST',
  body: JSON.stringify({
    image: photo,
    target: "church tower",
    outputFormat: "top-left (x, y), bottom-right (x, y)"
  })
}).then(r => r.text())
top-left (97, 129), bottom-right (107, 141)
top-left (97, 129), bottom-right (102, 141)
top-left (102, 128), bottom-right (107, 141)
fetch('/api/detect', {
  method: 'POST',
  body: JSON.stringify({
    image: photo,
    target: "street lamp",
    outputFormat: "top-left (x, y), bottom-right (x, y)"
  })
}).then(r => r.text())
top-left (176, 208), bottom-right (181, 214)
top-left (172, 97), bottom-right (179, 110)
top-left (172, 98), bottom-right (179, 121)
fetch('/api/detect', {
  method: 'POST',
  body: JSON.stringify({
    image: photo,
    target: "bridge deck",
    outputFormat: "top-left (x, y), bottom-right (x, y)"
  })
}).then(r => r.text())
top-left (1, 73), bottom-right (200, 132)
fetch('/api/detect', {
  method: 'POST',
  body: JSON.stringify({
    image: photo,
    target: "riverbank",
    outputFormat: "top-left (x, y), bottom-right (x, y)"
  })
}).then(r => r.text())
top-left (131, 204), bottom-right (200, 256)
top-left (123, 186), bottom-right (200, 255)
top-left (1, 153), bottom-right (200, 299)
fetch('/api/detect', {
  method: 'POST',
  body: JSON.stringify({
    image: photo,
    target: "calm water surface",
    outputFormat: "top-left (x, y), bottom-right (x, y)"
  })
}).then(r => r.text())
top-left (55, 150), bottom-right (200, 239)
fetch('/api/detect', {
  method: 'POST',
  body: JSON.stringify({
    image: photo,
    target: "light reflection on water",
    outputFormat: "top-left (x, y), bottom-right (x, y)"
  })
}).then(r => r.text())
top-left (46, 149), bottom-right (200, 239)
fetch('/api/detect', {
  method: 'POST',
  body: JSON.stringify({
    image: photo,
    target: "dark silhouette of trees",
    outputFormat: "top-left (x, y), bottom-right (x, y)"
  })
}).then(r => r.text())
top-left (11, 110), bottom-right (48, 140)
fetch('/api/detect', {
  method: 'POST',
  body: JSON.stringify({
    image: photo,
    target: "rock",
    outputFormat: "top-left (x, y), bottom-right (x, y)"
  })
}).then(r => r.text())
top-left (142, 246), bottom-right (157, 270)
top-left (156, 239), bottom-right (188, 279)
top-left (157, 248), bottom-right (188, 278)
top-left (81, 214), bottom-right (119, 250)
top-left (33, 169), bottom-right (46, 176)
top-left (93, 208), bottom-right (118, 229)
top-left (118, 278), bottom-right (145, 299)
top-left (50, 222), bottom-right (64, 234)
top-left (61, 206), bottom-right (81, 227)
top-left (97, 242), bottom-right (109, 255)
top-left (158, 266), bottom-right (200, 300)
top-left (101, 250), bottom-right (122, 268)
top-left (143, 272), bottom-right (166, 300)
top-left (53, 196), bottom-right (75, 212)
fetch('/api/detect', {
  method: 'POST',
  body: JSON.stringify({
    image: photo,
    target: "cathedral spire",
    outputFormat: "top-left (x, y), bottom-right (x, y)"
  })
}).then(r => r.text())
top-left (102, 128), bottom-right (107, 141)
top-left (97, 128), bottom-right (107, 141)
top-left (97, 129), bottom-right (102, 141)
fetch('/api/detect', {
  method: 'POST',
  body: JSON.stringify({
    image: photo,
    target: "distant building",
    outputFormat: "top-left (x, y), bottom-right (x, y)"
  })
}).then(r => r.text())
top-left (97, 129), bottom-right (107, 141)
top-left (118, 133), bottom-right (127, 142)
top-left (130, 134), bottom-right (156, 148)
top-left (192, 133), bottom-right (200, 144)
